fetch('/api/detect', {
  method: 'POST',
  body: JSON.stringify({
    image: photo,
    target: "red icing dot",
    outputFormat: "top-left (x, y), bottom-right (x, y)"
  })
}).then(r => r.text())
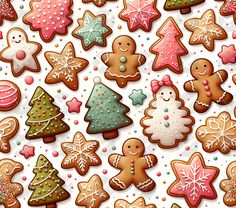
top-left (164, 115), bottom-right (169, 120)
top-left (62, 95), bottom-right (67, 100)
top-left (202, 80), bottom-right (208, 85)
top-left (52, 151), bottom-right (59, 157)
top-left (102, 169), bottom-right (108, 174)
top-left (102, 148), bottom-right (107, 153)
top-left (67, 174), bottom-right (72, 178)
top-left (16, 50), bottom-right (26, 60)
top-left (185, 146), bottom-right (190, 151)
top-left (157, 172), bottom-right (161, 177)
top-left (94, 66), bottom-right (98, 71)
top-left (74, 120), bottom-right (79, 125)
top-left (22, 176), bottom-right (27, 181)
top-left (25, 76), bottom-right (34, 85)
top-left (206, 92), bottom-right (212, 97)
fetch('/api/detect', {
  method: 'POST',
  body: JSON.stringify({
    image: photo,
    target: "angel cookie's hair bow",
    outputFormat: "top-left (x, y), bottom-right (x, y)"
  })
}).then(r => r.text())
top-left (151, 75), bottom-right (173, 93)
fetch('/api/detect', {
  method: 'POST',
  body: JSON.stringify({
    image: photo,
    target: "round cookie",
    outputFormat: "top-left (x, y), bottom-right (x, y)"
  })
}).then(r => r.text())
top-left (101, 35), bottom-right (146, 88)
top-left (184, 58), bottom-right (233, 113)
top-left (109, 138), bottom-right (157, 192)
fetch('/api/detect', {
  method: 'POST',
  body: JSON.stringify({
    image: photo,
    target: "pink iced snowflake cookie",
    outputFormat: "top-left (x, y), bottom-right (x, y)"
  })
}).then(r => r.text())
top-left (23, 0), bottom-right (73, 42)
top-left (150, 17), bottom-right (188, 73)
top-left (0, 28), bottom-right (42, 77)
top-left (168, 152), bottom-right (219, 208)
top-left (141, 75), bottom-right (195, 148)
top-left (119, 0), bottom-right (161, 32)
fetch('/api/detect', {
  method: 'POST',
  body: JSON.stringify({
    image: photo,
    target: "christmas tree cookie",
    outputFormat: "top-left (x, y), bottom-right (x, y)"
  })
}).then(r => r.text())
top-left (25, 87), bottom-right (70, 143)
top-left (28, 155), bottom-right (70, 208)
top-left (164, 0), bottom-right (205, 14)
top-left (85, 77), bottom-right (133, 140)
top-left (141, 75), bottom-right (195, 148)
top-left (0, 0), bottom-right (17, 25)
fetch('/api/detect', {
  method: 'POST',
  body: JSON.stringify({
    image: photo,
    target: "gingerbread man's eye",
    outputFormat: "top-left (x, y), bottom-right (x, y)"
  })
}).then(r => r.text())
top-left (195, 67), bottom-right (198, 70)
top-left (161, 92), bottom-right (164, 95)
top-left (13, 36), bottom-right (15, 39)
top-left (19, 35), bottom-right (21, 37)
top-left (136, 146), bottom-right (139, 148)
top-left (169, 92), bottom-right (172, 94)
top-left (204, 65), bottom-right (206, 67)
top-left (127, 43), bottom-right (130, 46)
top-left (128, 145), bottom-right (131, 148)
top-left (119, 42), bottom-right (121, 45)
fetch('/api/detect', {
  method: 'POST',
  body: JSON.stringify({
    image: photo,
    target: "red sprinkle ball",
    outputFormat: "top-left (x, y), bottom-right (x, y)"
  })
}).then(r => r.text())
top-left (25, 76), bottom-right (34, 85)
top-left (52, 151), bottom-right (59, 157)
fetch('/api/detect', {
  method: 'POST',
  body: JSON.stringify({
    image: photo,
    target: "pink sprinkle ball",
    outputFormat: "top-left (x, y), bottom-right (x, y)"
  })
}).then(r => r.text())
top-left (102, 169), bottom-right (108, 174)
top-left (22, 176), bottom-right (27, 181)
top-left (94, 66), bottom-right (98, 71)
top-left (52, 151), bottom-right (59, 157)
top-left (157, 172), bottom-right (161, 177)
top-left (62, 95), bottom-right (67, 100)
top-left (185, 146), bottom-right (190, 151)
top-left (25, 76), bottom-right (34, 85)
top-left (67, 174), bottom-right (72, 178)
top-left (102, 148), bottom-right (107, 153)
top-left (74, 120), bottom-right (79, 125)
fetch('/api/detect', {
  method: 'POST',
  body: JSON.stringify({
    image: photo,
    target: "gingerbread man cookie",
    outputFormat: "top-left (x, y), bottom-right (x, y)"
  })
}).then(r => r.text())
top-left (0, 158), bottom-right (24, 208)
top-left (109, 138), bottom-right (157, 192)
top-left (101, 35), bottom-right (146, 88)
top-left (221, 161), bottom-right (236, 206)
top-left (0, 28), bottom-right (42, 77)
top-left (184, 59), bottom-right (233, 113)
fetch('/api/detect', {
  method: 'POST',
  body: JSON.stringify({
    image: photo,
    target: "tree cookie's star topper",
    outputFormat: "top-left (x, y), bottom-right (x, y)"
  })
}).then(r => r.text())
top-left (0, 0), bottom-right (17, 25)
top-left (150, 17), bottom-right (188, 73)
top-left (184, 9), bottom-right (227, 51)
top-left (168, 152), bottom-right (219, 208)
top-left (218, 44), bottom-right (236, 64)
top-left (23, 0), bottom-right (73, 42)
top-left (119, 0), bottom-right (161, 32)
top-left (45, 42), bottom-right (89, 91)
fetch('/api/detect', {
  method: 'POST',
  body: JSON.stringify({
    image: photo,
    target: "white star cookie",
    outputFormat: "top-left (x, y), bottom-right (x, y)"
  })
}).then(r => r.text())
top-left (0, 27), bottom-right (42, 77)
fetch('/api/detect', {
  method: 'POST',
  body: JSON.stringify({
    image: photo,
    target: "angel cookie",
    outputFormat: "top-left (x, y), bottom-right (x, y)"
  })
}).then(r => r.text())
top-left (0, 28), bottom-right (41, 77)
top-left (61, 132), bottom-right (101, 176)
top-left (141, 75), bottom-right (194, 148)
top-left (109, 138), bottom-right (157, 192)
top-left (184, 9), bottom-right (227, 51)
top-left (115, 197), bottom-right (156, 208)
top-left (0, 158), bottom-right (24, 208)
top-left (221, 161), bottom-right (236, 206)
top-left (196, 112), bottom-right (236, 154)
top-left (101, 35), bottom-right (146, 88)
top-left (45, 42), bottom-right (89, 91)
top-left (184, 59), bottom-right (233, 113)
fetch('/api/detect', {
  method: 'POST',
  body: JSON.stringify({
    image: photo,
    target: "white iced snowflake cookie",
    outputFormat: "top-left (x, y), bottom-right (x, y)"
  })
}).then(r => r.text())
top-left (141, 75), bottom-right (195, 148)
top-left (0, 27), bottom-right (42, 77)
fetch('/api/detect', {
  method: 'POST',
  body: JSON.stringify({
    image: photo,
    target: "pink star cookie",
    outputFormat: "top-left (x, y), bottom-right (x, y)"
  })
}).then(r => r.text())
top-left (20, 145), bottom-right (35, 159)
top-left (218, 44), bottom-right (236, 64)
top-left (23, 0), bottom-right (73, 42)
top-left (119, 0), bottom-right (161, 32)
top-left (168, 152), bottom-right (219, 208)
top-left (66, 97), bottom-right (82, 113)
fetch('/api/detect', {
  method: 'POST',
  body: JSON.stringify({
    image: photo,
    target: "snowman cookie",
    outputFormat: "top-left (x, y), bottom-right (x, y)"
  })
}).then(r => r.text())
top-left (101, 35), bottom-right (146, 88)
top-left (0, 28), bottom-right (42, 77)
top-left (141, 75), bottom-right (195, 148)
top-left (184, 59), bottom-right (233, 113)
top-left (109, 138), bottom-right (157, 192)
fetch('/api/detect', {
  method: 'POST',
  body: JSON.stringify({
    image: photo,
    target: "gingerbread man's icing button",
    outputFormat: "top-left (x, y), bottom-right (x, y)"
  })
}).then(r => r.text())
top-left (120, 56), bottom-right (127, 63)
top-left (202, 80), bottom-right (208, 85)
top-left (16, 50), bottom-right (26, 60)
top-left (119, 65), bottom-right (127, 72)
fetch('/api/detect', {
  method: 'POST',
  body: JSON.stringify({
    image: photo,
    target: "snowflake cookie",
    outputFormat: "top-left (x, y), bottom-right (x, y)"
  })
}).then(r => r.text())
top-left (45, 42), bottom-right (89, 91)
top-left (61, 132), bottom-right (101, 176)
top-left (168, 152), bottom-right (219, 208)
top-left (72, 10), bottom-right (112, 51)
top-left (119, 0), bottom-right (161, 32)
top-left (76, 174), bottom-right (109, 208)
top-left (115, 197), bottom-right (156, 208)
top-left (196, 111), bottom-right (236, 154)
top-left (184, 9), bottom-right (227, 51)
top-left (23, 0), bottom-right (73, 42)
top-left (221, 161), bottom-right (236, 206)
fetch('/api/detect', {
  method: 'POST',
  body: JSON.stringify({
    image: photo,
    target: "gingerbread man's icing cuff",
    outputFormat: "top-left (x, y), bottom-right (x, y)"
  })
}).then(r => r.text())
top-left (23, 0), bottom-right (73, 42)
top-left (119, 0), bottom-right (161, 32)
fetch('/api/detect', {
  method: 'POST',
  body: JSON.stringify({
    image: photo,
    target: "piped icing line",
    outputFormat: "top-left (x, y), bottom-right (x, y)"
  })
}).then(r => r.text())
top-left (113, 155), bottom-right (121, 167)
top-left (217, 71), bottom-right (224, 82)
top-left (145, 155), bottom-right (153, 167)
top-left (0, 89), bottom-right (17, 100)
top-left (217, 92), bottom-right (227, 103)
top-left (112, 177), bottom-right (126, 189)
top-left (34, 161), bottom-right (49, 169)
top-left (106, 70), bottom-right (140, 78)
top-left (31, 169), bottom-right (56, 186)
top-left (190, 81), bottom-right (195, 91)
top-left (0, 160), bottom-right (19, 175)
top-left (30, 92), bottom-right (44, 103)
top-left (195, 101), bottom-right (210, 107)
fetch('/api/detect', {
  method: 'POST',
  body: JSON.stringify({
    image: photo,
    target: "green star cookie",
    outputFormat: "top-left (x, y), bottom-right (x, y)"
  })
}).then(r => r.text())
top-left (129, 89), bottom-right (147, 106)
top-left (72, 10), bottom-right (112, 51)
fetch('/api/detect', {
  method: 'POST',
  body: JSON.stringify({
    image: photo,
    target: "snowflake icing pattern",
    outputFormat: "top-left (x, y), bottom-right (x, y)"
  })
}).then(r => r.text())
top-left (75, 14), bottom-right (109, 47)
top-left (51, 48), bottom-right (82, 82)
top-left (121, 0), bottom-right (160, 31)
top-left (197, 112), bottom-right (236, 153)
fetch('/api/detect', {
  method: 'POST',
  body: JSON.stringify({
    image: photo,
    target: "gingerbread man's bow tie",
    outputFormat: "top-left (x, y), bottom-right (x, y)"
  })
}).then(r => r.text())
top-left (151, 75), bottom-right (173, 93)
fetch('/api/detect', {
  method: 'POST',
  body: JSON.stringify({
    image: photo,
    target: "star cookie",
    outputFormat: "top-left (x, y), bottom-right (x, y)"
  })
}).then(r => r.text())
top-left (115, 197), bottom-right (156, 208)
top-left (66, 97), bottom-right (82, 113)
top-left (129, 89), bottom-right (147, 105)
top-left (196, 111), bottom-right (236, 154)
top-left (61, 132), bottom-right (101, 176)
top-left (76, 174), bottom-right (109, 208)
top-left (0, 27), bottom-right (42, 77)
top-left (23, 0), bottom-right (73, 42)
top-left (221, 161), bottom-right (236, 206)
top-left (218, 44), bottom-right (236, 64)
top-left (45, 42), bottom-right (89, 91)
top-left (184, 9), bottom-right (227, 51)
top-left (20, 145), bottom-right (35, 159)
top-left (82, 0), bottom-right (116, 7)
top-left (119, 0), bottom-right (161, 32)
top-left (72, 10), bottom-right (112, 51)
top-left (168, 152), bottom-right (219, 208)
top-left (0, 0), bottom-right (17, 25)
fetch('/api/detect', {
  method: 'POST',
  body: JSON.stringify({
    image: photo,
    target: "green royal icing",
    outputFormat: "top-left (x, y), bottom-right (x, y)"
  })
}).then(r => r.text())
top-left (119, 65), bottom-right (127, 72)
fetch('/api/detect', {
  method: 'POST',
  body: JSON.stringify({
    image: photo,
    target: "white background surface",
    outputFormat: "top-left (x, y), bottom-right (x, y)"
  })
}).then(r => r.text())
top-left (0, 0), bottom-right (236, 207)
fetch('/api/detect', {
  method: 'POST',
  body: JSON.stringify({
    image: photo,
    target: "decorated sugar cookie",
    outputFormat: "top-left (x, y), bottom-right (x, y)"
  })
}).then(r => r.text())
top-left (109, 138), bottom-right (157, 192)
top-left (115, 197), bottom-right (156, 208)
top-left (0, 0), bottom-right (17, 25)
top-left (101, 35), bottom-right (146, 88)
top-left (0, 28), bottom-right (41, 77)
top-left (141, 75), bottom-right (195, 148)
